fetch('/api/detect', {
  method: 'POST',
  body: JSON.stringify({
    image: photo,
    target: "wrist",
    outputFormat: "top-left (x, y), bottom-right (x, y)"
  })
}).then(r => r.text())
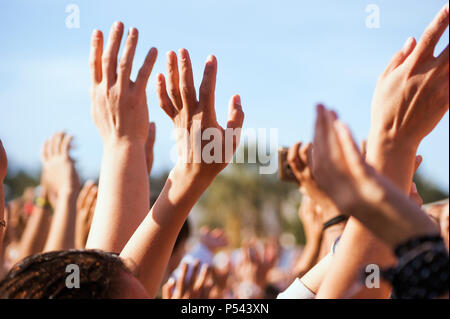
top-left (103, 136), bottom-right (146, 151)
top-left (171, 163), bottom-right (215, 190)
top-left (367, 129), bottom-right (418, 161)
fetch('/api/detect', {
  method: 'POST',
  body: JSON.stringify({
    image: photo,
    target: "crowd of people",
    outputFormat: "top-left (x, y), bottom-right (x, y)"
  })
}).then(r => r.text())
top-left (0, 4), bottom-right (449, 299)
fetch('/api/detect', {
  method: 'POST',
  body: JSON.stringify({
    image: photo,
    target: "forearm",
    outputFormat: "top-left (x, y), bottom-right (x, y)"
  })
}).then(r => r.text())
top-left (18, 202), bottom-right (52, 260)
top-left (317, 135), bottom-right (419, 299)
top-left (367, 133), bottom-right (418, 192)
top-left (293, 235), bottom-right (321, 278)
top-left (0, 184), bottom-right (5, 256)
top-left (349, 179), bottom-right (439, 248)
top-left (120, 164), bottom-right (212, 298)
top-left (319, 225), bottom-right (344, 260)
top-left (43, 190), bottom-right (78, 252)
top-left (86, 140), bottom-right (149, 252)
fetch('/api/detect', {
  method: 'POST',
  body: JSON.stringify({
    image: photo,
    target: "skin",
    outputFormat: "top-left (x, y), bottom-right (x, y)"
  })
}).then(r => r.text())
top-left (17, 188), bottom-right (52, 260)
top-left (162, 261), bottom-right (212, 299)
top-left (440, 204), bottom-right (449, 251)
top-left (86, 22), bottom-right (157, 253)
top-left (113, 269), bottom-right (150, 299)
top-left (292, 195), bottom-right (322, 278)
top-left (77, 123), bottom-right (155, 250)
top-left (0, 139), bottom-right (7, 257)
top-left (75, 181), bottom-right (98, 249)
top-left (310, 105), bottom-right (440, 297)
top-left (287, 142), bottom-right (346, 261)
top-left (317, 4), bottom-right (449, 299)
top-left (234, 240), bottom-right (279, 296)
top-left (42, 133), bottom-right (81, 252)
top-left (119, 48), bottom-right (244, 298)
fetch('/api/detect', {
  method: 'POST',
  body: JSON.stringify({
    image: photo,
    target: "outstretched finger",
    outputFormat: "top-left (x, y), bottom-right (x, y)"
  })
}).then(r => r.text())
top-left (135, 47), bottom-right (158, 92)
top-left (41, 140), bottom-right (51, 162)
top-left (117, 27), bottom-right (139, 86)
top-left (385, 37), bottom-right (416, 73)
top-left (194, 264), bottom-right (210, 292)
top-left (162, 278), bottom-right (175, 299)
top-left (89, 30), bottom-right (103, 84)
top-left (156, 73), bottom-right (177, 118)
top-left (166, 51), bottom-right (182, 109)
top-left (102, 21), bottom-right (124, 86)
top-left (51, 133), bottom-right (64, 156)
top-left (226, 95), bottom-right (245, 130)
top-left (178, 49), bottom-right (197, 113)
top-left (415, 3), bottom-right (449, 58)
top-left (60, 134), bottom-right (73, 156)
top-left (199, 55), bottom-right (218, 119)
top-left (176, 263), bottom-right (189, 298)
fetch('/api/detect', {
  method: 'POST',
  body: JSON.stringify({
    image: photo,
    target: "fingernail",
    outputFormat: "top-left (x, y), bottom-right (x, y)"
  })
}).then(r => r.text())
top-left (235, 95), bottom-right (241, 105)
top-left (411, 183), bottom-right (417, 193)
top-left (179, 48), bottom-right (188, 59)
top-left (445, 3), bottom-right (449, 14)
top-left (129, 27), bottom-right (138, 36)
top-left (114, 21), bottom-right (122, 30)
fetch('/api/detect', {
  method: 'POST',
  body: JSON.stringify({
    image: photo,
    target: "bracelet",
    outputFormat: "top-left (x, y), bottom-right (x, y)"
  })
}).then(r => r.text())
top-left (381, 235), bottom-right (449, 299)
top-left (323, 215), bottom-right (348, 231)
top-left (34, 197), bottom-right (52, 210)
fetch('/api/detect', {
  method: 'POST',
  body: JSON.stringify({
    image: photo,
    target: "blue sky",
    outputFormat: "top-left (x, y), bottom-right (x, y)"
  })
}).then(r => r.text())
top-left (0, 0), bottom-right (448, 191)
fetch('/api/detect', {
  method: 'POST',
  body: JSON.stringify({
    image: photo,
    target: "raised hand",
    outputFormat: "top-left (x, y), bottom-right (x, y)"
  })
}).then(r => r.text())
top-left (370, 3), bottom-right (449, 151)
top-left (162, 261), bottom-right (213, 299)
top-left (156, 49), bottom-right (244, 179)
top-left (311, 104), bottom-right (439, 247)
top-left (292, 195), bottom-right (323, 277)
top-left (41, 133), bottom-right (80, 204)
top-left (75, 181), bottom-right (98, 249)
top-left (318, 5), bottom-right (450, 299)
top-left (86, 22), bottom-right (156, 252)
top-left (120, 48), bottom-right (244, 298)
top-left (199, 226), bottom-right (229, 253)
top-left (287, 141), bottom-right (341, 217)
top-left (89, 22), bottom-right (157, 145)
top-left (235, 240), bottom-right (279, 294)
top-left (40, 132), bottom-right (80, 251)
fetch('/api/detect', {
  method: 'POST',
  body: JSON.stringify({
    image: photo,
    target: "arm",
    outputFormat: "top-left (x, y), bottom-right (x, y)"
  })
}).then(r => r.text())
top-left (317, 4), bottom-right (449, 298)
top-left (41, 133), bottom-right (80, 251)
top-left (291, 195), bottom-right (322, 278)
top-left (76, 124), bottom-right (155, 250)
top-left (17, 188), bottom-right (52, 260)
top-left (286, 142), bottom-right (346, 270)
top-left (120, 49), bottom-right (244, 297)
top-left (75, 181), bottom-right (97, 249)
top-left (85, 23), bottom-right (157, 252)
top-left (310, 106), bottom-right (441, 297)
top-left (0, 139), bottom-right (7, 255)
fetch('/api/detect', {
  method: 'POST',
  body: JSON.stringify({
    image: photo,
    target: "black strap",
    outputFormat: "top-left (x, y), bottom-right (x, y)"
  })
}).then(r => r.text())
top-left (322, 215), bottom-right (348, 231)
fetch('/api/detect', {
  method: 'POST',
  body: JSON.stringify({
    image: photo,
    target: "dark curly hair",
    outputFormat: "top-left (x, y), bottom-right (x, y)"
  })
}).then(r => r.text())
top-left (0, 249), bottom-right (131, 299)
